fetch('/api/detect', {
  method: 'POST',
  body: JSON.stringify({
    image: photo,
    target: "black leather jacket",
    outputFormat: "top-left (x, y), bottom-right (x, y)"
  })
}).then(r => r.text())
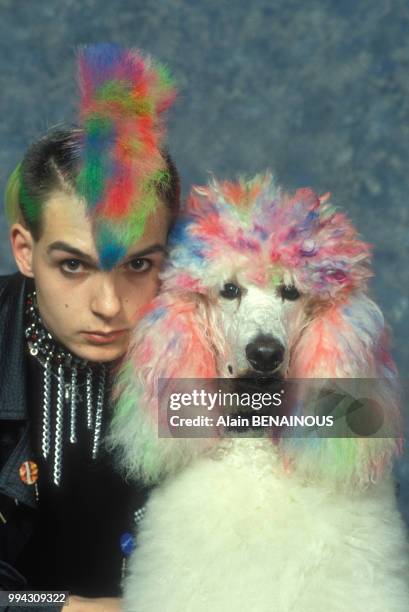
top-left (0, 273), bottom-right (61, 610)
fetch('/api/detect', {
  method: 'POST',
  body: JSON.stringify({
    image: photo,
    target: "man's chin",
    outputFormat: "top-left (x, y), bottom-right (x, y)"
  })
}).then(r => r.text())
top-left (66, 340), bottom-right (127, 364)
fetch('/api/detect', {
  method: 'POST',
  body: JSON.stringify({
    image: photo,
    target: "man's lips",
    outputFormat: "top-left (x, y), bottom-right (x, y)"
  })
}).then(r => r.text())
top-left (81, 329), bottom-right (128, 344)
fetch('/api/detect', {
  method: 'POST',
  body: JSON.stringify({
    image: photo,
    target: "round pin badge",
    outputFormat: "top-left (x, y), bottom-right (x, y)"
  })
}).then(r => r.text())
top-left (19, 461), bottom-right (39, 485)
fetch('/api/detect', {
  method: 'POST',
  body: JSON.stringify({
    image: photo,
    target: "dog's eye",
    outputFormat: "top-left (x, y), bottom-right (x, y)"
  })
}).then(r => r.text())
top-left (220, 282), bottom-right (241, 300)
top-left (280, 285), bottom-right (300, 301)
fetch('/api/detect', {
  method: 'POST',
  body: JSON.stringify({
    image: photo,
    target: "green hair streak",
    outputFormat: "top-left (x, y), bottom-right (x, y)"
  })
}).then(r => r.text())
top-left (4, 162), bottom-right (22, 225)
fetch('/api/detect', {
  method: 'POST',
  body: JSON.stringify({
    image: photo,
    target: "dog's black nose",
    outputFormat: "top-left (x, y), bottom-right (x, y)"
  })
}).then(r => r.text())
top-left (245, 336), bottom-right (285, 373)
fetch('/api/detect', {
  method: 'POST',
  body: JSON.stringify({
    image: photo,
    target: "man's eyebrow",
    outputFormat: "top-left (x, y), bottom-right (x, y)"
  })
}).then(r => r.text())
top-left (47, 241), bottom-right (167, 262)
top-left (124, 244), bottom-right (167, 259)
top-left (46, 241), bottom-right (96, 263)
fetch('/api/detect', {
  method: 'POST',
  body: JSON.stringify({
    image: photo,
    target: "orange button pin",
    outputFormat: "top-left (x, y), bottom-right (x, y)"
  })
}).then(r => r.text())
top-left (19, 461), bottom-right (39, 485)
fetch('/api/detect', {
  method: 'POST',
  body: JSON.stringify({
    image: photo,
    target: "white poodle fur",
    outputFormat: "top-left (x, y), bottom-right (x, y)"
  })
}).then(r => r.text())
top-left (122, 438), bottom-right (409, 612)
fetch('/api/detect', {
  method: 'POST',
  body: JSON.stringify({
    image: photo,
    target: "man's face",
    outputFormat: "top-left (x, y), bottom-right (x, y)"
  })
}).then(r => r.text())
top-left (26, 191), bottom-right (170, 362)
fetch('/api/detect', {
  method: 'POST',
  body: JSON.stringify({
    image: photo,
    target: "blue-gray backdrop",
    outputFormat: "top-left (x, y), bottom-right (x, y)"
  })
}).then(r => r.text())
top-left (0, 0), bottom-right (408, 519)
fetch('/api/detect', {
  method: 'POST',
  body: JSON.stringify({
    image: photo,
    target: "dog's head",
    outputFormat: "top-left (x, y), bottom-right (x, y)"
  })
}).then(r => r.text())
top-left (109, 175), bottom-right (402, 487)
top-left (162, 175), bottom-right (374, 378)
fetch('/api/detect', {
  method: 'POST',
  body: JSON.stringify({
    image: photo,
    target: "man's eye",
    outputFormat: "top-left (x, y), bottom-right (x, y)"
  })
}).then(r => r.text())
top-left (280, 285), bottom-right (301, 301)
top-left (61, 259), bottom-right (83, 274)
top-left (127, 258), bottom-right (152, 273)
top-left (220, 282), bottom-right (242, 300)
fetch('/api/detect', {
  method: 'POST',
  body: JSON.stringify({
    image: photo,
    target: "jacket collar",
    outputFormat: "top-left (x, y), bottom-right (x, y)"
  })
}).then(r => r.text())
top-left (0, 273), bottom-right (37, 508)
top-left (0, 273), bottom-right (31, 420)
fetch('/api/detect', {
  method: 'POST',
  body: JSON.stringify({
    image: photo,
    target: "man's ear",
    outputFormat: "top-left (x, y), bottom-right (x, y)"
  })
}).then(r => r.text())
top-left (10, 223), bottom-right (35, 278)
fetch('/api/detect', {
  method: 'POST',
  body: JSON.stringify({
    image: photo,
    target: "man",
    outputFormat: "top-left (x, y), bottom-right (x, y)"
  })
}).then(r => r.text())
top-left (0, 44), bottom-right (179, 611)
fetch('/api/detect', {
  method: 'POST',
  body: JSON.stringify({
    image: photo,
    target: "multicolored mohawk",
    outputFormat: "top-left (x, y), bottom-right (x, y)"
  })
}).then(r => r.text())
top-left (76, 43), bottom-right (177, 269)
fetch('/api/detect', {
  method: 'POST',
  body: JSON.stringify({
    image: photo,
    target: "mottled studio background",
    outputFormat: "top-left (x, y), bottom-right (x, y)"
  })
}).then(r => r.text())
top-left (0, 0), bottom-right (408, 517)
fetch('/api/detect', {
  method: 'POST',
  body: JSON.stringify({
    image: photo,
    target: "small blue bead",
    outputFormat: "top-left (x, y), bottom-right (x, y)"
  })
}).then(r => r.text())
top-left (120, 532), bottom-right (135, 556)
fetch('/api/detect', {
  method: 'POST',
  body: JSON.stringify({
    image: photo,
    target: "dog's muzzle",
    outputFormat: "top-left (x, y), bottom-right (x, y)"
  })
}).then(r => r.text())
top-left (245, 335), bottom-right (285, 374)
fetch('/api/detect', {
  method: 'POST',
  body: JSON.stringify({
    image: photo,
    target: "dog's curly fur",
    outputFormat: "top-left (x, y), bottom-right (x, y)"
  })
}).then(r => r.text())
top-left (108, 175), bottom-right (409, 611)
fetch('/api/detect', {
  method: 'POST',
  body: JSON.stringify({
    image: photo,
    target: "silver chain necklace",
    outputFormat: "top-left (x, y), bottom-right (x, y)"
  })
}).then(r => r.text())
top-left (25, 291), bottom-right (107, 486)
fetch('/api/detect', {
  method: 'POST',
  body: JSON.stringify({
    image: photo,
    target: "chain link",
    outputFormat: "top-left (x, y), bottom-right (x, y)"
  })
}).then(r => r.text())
top-left (53, 364), bottom-right (65, 486)
top-left (70, 366), bottom-right (78, 444)
top-left (92, 365), bottom-right (106, 459)
top-left (86, 368), bottom-right (93, 429)
top-left (41, 356), bottom-right (52, 459)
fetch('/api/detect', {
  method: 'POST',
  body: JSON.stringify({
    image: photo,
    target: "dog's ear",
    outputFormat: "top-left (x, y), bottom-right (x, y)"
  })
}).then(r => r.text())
top-left (283, 291), bottom-right (402, 489)
top-left (106, 292), bottom-right (220, 484)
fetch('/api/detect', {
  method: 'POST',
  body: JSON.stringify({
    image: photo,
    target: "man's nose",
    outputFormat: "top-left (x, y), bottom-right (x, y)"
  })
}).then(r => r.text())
top-left (245, 335), bottom-right (285, 373)
top-left (90, 277), bottom-right (122, 319)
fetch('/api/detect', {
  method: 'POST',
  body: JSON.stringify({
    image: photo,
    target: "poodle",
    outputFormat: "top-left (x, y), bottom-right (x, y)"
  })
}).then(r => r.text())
top-left (109, 174), bottom-right (409, 612)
